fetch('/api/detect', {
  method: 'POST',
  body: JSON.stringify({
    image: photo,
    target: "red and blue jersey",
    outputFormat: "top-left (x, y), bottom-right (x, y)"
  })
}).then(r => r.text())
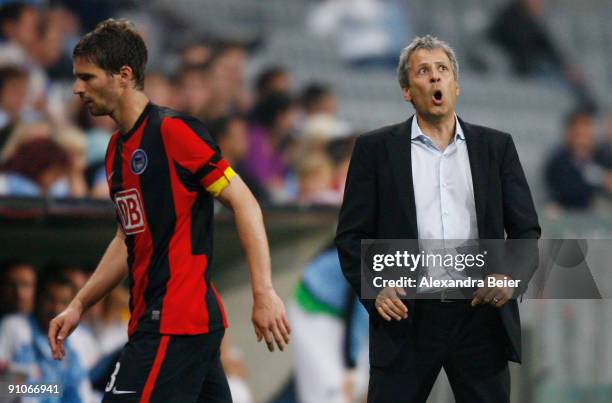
top-left (104, 103), bottom-right (235, 337)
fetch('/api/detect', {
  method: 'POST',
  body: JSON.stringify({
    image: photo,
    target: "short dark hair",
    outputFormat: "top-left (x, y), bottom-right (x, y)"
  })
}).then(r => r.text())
top-left (206, 114), bottom-right (244, 142)
top-left (255, 66), bottom-right (287, 95)
top-left (73, 18), bottom-right (148, 90)
top-left (300, 83), bottom-right (332, 112)
top-left (251, 92), bottom-right (293, 128)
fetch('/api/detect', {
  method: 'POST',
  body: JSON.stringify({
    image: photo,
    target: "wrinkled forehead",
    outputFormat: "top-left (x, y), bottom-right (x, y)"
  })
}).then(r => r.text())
top-left (409, 47), bottom-right (451, 69)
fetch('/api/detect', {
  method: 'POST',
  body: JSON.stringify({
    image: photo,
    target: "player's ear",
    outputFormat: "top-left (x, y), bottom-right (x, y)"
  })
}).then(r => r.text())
top-left (455, 82), bottom-right (461, 97)
top-left (118, 65), bottom-right (134, 88)
top-left (402, 87), bottom-right (412, 103)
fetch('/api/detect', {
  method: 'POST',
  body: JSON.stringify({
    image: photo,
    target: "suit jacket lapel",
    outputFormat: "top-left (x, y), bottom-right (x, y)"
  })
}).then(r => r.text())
top-left (460, 117), bottom-right (488, 237)
top-left (387, 117), bottom-right (418, 237)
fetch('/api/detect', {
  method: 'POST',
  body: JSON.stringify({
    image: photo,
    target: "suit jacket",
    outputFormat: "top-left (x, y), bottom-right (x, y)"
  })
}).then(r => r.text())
top-left (335, 116), bottom-right (541, 367)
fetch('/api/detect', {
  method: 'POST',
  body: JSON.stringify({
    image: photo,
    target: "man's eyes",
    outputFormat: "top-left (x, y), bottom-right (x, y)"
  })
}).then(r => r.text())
top-left (417, 65), bottom-right (448, 74)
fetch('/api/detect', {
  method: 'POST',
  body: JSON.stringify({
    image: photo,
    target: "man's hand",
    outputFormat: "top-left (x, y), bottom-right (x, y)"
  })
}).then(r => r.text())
top-left (471, 274), bottom-right (516, 308)
top-left (48, 302), bottom-right (83, 360)
top-left (375, 287), bottom-right (408, 321)
top-left (252, 288), bottom-right (291, 352)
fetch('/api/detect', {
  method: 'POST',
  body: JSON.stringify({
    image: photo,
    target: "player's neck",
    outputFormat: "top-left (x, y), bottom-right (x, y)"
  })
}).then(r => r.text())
top-left (112, 91), bottom-right (150, 134)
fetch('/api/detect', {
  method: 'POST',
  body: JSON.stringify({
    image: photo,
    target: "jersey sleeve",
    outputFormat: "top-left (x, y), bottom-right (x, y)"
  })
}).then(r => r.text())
top-left (161, 116), bottom-right (236, 196)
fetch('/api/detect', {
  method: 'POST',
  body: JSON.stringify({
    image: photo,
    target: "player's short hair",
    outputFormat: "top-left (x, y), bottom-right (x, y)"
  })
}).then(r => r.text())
top-left (397, 35), bottom-right (459, 89)
top-left (73, 18), bottom-right (148, 90)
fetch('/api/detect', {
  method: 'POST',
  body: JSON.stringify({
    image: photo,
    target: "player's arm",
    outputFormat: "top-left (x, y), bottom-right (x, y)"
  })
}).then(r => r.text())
top-left (217, 175), bottom-right (291, 352)
top-left (48, 225), bottom-right (128, 360)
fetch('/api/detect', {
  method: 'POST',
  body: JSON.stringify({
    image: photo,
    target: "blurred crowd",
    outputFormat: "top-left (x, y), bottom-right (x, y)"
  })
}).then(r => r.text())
top-left (0, 259), bottom-right (256, 403)
top-left (0, 1), bottom-right (357, 208)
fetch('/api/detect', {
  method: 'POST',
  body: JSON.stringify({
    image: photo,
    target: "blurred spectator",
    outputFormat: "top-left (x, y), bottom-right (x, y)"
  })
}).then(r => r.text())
top-left (243, 92), bottom-right (298, 199)
top-left (55, 126), bottom-right (88, 197)
top-left (255, 66), bottom-right (292, 100)
top-left (288, 243), bottom-right (369, 403)
top-left (301, 114), bottom-right (351, 148)
top-left (144, 71), bottom-right (180, 111)
top-left (1, 120), bottom-right (52, 162)
top-left (595, 110), bottom-right (612, 168)
top-left (545, 110), bottom-right (612, 210)
top-left (0, 137), bottom-right (70, 197)
top-left (0, 3), bottom-right (39, 59)
top-left (0, 259), bottom-right (36, 320)
top-left (220, 332), bottom-right (254, 403)
top-left (207, 114), bottom-right (269, 204)
top-left (41, 6), bottom-right (81, 81)
top-left (307, 0), bottom-right (413, 68)
top-left (47, 263), bottom-right (102, 376)
top-left (176, 63), bottom-right (212, 121)
top-left (207, 42), bottom-right (250, 119)
top-left (0, 269), bottom-right (95, 402)
top-left (32, 9), bottom-right (65, 68)
top-left (295, 151), bottom-right (339, 206)
top-left (299, 82), bottom-right (337, 118)
top-left (180, 39), bottom-right (215, 67)
top-left (488, 0), bottom-right (596, 109)
top-left (0, 65), bottom-right (28, 149)
top-left (0, 2), bottom-right (48, 112)
top-left (326, 135), bottom-right (356, 196)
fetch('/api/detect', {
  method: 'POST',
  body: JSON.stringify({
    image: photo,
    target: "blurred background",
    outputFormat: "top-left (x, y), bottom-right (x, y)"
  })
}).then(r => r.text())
top-left (0, 0), bottom-right (612, 402)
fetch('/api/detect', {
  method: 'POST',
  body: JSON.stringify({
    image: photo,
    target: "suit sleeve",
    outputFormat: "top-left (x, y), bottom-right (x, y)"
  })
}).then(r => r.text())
top-left (501, 135), bottom-right (541, 239)
top-left (499, 135), bottom-right (541, 293)
top-left (335, 137), bottom-right (377, 313)
top-left (161, 116), bottom-right (236, 196)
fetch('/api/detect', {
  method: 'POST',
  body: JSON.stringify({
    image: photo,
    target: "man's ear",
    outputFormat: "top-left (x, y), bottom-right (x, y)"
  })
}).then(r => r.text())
top-left (455, 83), bottom-right (461, 97)
top-left (118, 65), bottom-right (134, 88)
top-left (402, 87), bottom-right (412, 103)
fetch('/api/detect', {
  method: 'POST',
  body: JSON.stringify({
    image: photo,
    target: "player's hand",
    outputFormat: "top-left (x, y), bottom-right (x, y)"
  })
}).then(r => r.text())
top-left (252, 288), bottom-right (291, 352)
top-left (48, 302), bottom-right (83, 360)
top-left (375, 287), bottom-right (408, 321)
top-left (471, 274), bottom-right (515, 308)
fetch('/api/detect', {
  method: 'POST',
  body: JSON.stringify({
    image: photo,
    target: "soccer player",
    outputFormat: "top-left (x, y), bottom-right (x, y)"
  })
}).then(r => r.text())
top-left (47, 19), bottom-right (290, 402)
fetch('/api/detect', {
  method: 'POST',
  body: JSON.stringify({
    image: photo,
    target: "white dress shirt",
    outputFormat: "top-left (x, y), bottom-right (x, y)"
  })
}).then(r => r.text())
top-left (410, 115), bottom-right (479, 292)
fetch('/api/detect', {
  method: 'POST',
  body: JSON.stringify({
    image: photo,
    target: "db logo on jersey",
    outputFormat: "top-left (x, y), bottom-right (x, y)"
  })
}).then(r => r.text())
top-left (115, 189), bottom-right (146, 235)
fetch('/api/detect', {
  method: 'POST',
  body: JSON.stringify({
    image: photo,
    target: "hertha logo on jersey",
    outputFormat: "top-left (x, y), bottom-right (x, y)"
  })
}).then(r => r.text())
top-left (115, 188), bottom-right (146, 234)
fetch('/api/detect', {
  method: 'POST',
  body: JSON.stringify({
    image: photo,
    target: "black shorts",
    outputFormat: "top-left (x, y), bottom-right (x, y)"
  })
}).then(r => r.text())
top-left (101, 329), bottom-right (232, 403)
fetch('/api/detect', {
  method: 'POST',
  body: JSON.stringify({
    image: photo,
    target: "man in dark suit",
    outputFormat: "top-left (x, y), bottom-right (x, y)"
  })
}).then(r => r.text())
top-left (335, 35), bottom-right (540, 403)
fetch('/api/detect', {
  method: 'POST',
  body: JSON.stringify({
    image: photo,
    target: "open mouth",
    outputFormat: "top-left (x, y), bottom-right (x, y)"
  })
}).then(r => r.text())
top-left (432, 90), bottom-right (443, 105)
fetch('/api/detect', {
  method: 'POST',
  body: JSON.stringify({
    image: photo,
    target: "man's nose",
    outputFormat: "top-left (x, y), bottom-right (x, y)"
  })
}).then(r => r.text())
top-left (73, 80), bottom-right (83, 95)
top-left (429, 72), bottom-right (441, 83)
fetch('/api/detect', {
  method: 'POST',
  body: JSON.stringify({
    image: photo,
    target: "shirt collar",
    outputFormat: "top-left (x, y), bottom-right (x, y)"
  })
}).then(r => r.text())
top-left (411, 114), bottom-right (465, 143)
